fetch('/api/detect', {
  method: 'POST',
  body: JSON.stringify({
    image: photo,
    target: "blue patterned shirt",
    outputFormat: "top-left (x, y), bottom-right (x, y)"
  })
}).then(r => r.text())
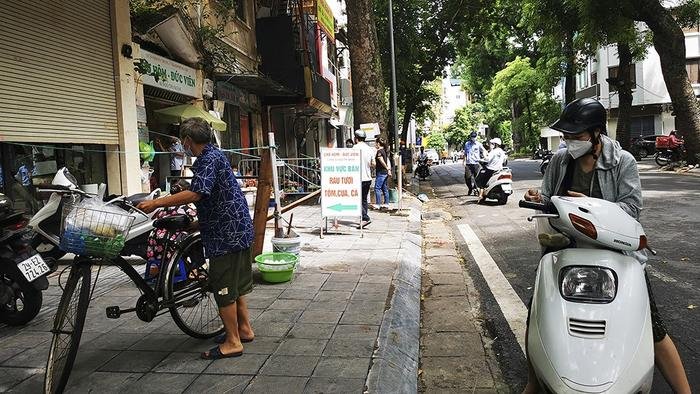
top-left (190, 144), bottom-right (253, 257)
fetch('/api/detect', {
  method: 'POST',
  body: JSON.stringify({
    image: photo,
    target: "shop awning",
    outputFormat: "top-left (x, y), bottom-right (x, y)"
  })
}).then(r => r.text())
top-left (154, 104), bottom-right (227, 131)
top-left (216, 73), bottom-right (299, 97)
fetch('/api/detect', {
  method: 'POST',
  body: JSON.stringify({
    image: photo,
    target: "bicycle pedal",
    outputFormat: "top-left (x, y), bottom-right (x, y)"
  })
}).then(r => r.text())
top-left (105, 306), bottom-right (121, 319)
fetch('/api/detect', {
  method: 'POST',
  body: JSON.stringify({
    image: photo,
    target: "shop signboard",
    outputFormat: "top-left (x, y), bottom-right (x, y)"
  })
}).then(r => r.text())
top-left (320, 148), bottom-right (361, 218)
top-left (303, 0), bottom-right (335, 40)
top-left (140, 49), bottom-right (198, 97)
top-left (217, 82), bottom-right (251, 110)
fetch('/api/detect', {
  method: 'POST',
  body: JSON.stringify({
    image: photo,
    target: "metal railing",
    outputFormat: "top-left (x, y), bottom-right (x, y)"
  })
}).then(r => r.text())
top-left (239, 157), bottom-right (320, 196)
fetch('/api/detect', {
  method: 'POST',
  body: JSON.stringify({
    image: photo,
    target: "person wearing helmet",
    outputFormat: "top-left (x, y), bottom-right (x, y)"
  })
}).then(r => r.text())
top-left (522, 98), bottom-right (690, 394)
top-left (354, 129), bottom-right (375, 228)
top-left (464, 131), bottom-right (486, 195)
top-left (475, 137), bottom-right (506, 201)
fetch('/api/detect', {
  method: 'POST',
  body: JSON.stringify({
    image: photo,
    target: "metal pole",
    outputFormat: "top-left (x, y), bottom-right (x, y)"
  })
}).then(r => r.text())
top-left (268, 132), bottom-right (282, 221)
top-left (388, 0), bottom-right (402, 210)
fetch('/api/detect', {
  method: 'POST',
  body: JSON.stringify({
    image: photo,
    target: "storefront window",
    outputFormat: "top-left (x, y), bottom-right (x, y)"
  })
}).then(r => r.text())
top-left (0, 142), bottom-right (107, 212)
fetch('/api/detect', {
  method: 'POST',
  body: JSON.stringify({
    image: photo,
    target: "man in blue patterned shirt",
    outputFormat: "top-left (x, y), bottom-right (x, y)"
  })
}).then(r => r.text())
top-left (138, 117), bottom-right (254, 360)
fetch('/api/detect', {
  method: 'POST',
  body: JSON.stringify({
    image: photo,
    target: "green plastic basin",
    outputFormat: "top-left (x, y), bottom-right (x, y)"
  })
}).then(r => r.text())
top-left (255, 252), bottom-right (298, 283)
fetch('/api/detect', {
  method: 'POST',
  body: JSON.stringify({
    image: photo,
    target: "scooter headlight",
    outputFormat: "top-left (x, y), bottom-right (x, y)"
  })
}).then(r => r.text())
top-left (560, 266), bottom-right (617, 303)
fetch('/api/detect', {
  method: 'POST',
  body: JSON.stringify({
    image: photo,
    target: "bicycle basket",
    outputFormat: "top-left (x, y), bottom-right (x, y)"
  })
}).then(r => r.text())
top-left (59, 204), bottom-right (134, 259)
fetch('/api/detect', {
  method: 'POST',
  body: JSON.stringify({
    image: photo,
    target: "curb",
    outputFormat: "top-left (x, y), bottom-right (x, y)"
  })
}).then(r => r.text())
top-left (366, 200), bottom-right (422, 393)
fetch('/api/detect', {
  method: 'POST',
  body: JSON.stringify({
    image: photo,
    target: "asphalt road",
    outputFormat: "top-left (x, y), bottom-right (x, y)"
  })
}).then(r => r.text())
top-left (426, 159), bottom-right (700, 392)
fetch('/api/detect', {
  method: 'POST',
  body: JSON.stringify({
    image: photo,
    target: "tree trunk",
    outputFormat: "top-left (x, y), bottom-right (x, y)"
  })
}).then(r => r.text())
top-left (400, 102), bottom-right (415, 143)
top-left (563, 30), bottom-right (576, 104)
top-left (616, 42), bottom-right (634, 151)
top-left (346, 0), bottom-right (388, 136)
top-left (632, 0), bottom-right (700, 164)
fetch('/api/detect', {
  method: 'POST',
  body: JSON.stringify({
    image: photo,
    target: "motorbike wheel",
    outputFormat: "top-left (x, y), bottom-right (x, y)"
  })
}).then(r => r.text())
top-left (655, 152), bottom-right (671, 167)
top-left (497, 194), bottom-right (509, 205)
top-left (166, 237), bottom-right (224, 339)
top-left (0, 269), bottom-right (42, 326)
top-left (638, 148), bottom-right (648, 159)
top-left (44, 263), bottom-right (92, 394)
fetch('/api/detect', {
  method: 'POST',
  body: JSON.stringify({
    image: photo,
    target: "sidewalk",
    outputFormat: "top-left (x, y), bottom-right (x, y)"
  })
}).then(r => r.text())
top-left (0, 201), bottom-right (422, 393)
top-left (418, 191), bottom-right (506, 392)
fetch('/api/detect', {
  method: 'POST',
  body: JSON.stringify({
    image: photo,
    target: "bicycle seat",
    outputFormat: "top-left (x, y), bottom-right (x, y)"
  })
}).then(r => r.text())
top-left (126, 193), bottom-right (151, 205)
top-left (153, 215), bottom-right (192, 231)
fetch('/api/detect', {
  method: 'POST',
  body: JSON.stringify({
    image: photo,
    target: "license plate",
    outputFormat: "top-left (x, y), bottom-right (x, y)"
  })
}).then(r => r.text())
top-left (17, 254), bottom-right (51, 283)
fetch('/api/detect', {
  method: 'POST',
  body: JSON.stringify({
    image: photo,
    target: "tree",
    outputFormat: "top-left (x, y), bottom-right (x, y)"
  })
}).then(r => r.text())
top-left (374, 0), bottom-right (471, 143)
top-left (346, 0), bottom-right (388, 136)
top-left (487, 57), bottom-right (560, 149)
top-left (445, 102), bottom-right (487, 147)
top-left (426, 131), bottom-right (448, 151)
top-left (579, 0), bottom-right (700, 162)
top-left (631, 0), bottom-right (700, 163)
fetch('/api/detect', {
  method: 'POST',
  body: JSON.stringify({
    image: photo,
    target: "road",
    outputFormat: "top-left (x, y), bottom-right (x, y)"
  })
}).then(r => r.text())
top-left (425, 159), bottom-right (700, 392)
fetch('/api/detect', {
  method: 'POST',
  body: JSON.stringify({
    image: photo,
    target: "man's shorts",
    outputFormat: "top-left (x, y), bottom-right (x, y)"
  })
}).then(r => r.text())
top-left (209, 248), bottom-right (253, 307)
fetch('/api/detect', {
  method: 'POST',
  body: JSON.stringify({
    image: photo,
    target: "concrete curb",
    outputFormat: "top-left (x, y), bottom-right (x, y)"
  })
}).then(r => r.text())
top-left (366, 201), bottom-right (422, 393)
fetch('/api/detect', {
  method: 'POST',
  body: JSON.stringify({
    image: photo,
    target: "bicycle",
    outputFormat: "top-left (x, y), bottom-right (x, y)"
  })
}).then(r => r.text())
top-left (44, 203), bottom-right (223, 394)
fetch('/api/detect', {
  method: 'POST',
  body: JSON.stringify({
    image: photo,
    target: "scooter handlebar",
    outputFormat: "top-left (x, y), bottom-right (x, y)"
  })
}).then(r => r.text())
top-left (518, 200), bottom-right (548, 211)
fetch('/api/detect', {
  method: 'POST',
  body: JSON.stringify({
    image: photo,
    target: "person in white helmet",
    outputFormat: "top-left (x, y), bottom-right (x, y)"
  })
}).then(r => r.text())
top-left (476, 137), bottom-right (506, 202)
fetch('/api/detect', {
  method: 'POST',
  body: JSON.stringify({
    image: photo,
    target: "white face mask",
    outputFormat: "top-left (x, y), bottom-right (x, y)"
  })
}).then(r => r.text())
top-left (566, 138), bottom-right (592, 159)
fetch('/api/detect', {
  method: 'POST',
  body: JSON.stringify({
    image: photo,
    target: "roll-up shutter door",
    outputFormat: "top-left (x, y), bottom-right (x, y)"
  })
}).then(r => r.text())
top-left (0, 0), bottom-right (119, 144)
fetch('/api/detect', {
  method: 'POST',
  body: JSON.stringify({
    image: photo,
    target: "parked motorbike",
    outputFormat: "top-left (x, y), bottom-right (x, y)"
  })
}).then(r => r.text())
top-left (0, 193), bottom-right (51, 326)
top-left (476, 163), bottom-right (513, 205)
top-left (416, 157), bottom-right (430, 180)
top-left (540, 151), bottom-right (554, 175)
top-left (654, 145), bottom-right (685, 167)
top-left (520, 196), bottom-right (655, 393)
top-left (532, 147), bottom-right (550, 160)
top-left (30, 168), bottom-right (161, 263)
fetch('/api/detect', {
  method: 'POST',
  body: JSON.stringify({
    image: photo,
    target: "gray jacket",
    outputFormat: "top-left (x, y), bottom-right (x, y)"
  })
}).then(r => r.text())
top-left (541, 135), bottom-right (642, 220)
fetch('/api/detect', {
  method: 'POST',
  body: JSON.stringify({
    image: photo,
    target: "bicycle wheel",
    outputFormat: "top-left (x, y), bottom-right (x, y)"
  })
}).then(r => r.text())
top-left (44, 263), bottom-right (91, 394)
top-left (165, 237), bottom-right (223, 339)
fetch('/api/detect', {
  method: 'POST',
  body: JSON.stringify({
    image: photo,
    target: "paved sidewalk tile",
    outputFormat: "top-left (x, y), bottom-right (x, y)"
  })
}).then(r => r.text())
top-left (204, 353), bottom-right (269, 375)
top-left (304, 377), bottom-right (366, 393)
top-left (152, 351), bottom-right (213, 374)
top-left (98, 350), bottom-right (169, 373)
top-left (259, 355), bottom-right (319, 377)
top-left (66, 371), bottom-right (143, 392)
top-left (185, 374), bottom-right (252, 393)
top-left (127, 372), bottom-right (199, 392)
top-left (312, 357), bottom-right (371, 378)
top-left (323, 338), bottom-right (375, 358)
top-left (244, 376), bottom-right (308, 393)
top-left (287, 323), bottom-right (336, 339)
top-left (274, 338), bottom-right (328, 356)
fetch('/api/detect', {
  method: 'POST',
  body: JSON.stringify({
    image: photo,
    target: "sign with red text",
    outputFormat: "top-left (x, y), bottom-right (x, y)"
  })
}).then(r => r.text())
top-left (321, 148), bottom-right (361, 218)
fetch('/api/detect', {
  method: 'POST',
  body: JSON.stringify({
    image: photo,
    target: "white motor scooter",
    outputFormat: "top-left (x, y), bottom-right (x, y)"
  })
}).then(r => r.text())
top-left (29, 168), bottom-right (161, 262)
top-left (477, 166), bottom-right (513, 205)
top-left (520, 196), bottom-right (655, 393)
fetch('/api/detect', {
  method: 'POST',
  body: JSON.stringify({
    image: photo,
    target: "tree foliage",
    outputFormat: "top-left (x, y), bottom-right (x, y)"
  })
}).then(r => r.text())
top-left (375, 0), bottom-right (471, 141)
top-left (487, 57), bottom-right (560, 148)
top-left (426, 132), bottom-right (448, 151)
top-left (445, 102), bottom-right (486, 147)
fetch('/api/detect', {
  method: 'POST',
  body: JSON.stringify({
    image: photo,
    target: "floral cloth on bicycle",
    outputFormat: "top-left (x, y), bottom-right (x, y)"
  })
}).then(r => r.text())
top-left (146, 204), bottom-right (197, 266)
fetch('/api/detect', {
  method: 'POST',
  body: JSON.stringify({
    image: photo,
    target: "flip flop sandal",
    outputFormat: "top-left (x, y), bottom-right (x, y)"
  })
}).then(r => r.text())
top-left (214, 332), bottom-right (254, 344)
top-left (201, 346), bottom-right (243, 360)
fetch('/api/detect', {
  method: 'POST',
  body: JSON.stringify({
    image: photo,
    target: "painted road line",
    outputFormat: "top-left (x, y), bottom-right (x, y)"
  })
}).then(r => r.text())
top-left (457, 223), bottom-right (528, 354)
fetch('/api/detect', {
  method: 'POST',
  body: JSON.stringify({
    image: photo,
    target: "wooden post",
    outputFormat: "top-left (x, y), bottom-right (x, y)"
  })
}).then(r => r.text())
top-left (252, 149), bottom-right (273, 257)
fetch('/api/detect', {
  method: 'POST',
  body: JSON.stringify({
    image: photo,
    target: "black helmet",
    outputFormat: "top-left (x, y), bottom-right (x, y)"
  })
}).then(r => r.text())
top-left (469, 131), bottom-right (477, 138)
top-left (550, 98), bottom-right (607, 135)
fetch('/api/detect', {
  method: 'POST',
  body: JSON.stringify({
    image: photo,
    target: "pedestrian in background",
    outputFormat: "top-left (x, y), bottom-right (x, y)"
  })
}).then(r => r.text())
top-left (345, 139), bottom-right (354, 149)
top-left (354, 129), bottom-right (375, 228)
top-left (138, 117), bottom-right (255, 360)
top-left (464, 131), bottom-right (485, 196)
top-left (374, 137), bottom-right (391, 209)
top-left (12, 161), bottom-right (38, 214)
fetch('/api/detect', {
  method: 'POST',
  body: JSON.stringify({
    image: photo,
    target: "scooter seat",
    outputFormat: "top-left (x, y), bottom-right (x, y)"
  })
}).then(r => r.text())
top-left (153, 215), bottom-right (192, 231)
top-left (126, 193), bottom-right (151, 205)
